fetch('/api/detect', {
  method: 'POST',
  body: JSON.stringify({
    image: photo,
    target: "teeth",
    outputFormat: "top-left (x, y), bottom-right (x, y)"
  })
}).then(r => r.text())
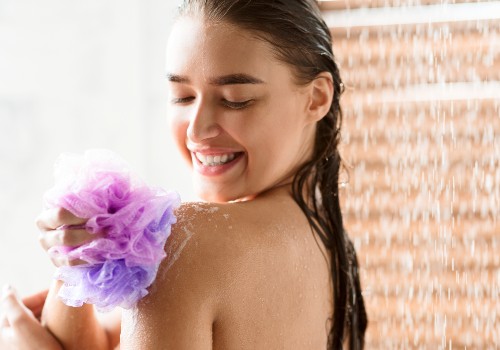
top-left (195, 152), bottom-right (238, 166)
top-left (196, 153), bottom-right (206, 163)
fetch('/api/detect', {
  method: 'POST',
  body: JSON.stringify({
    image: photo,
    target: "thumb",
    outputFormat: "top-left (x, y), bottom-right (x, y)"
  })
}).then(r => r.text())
top-left (1, 285), bottom-right (37, 332)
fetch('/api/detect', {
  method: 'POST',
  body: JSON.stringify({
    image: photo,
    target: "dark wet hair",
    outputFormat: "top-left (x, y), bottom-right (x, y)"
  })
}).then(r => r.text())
top-left (178, 0), bottom-right (368, 348)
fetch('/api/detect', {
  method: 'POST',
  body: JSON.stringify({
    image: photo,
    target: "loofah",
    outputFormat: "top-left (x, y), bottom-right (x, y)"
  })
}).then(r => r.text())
top-left (43, 150), bottom-right (180, 311)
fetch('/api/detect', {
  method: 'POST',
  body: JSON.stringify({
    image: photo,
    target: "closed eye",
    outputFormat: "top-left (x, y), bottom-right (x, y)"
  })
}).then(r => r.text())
top-left (171, 97), bottom-right (195, 104)
top-left (222, 99), bottom-right (254, 110)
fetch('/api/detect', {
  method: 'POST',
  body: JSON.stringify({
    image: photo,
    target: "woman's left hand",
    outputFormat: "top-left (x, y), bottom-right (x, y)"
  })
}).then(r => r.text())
top-left (0, 286), bottom-right (62, 350)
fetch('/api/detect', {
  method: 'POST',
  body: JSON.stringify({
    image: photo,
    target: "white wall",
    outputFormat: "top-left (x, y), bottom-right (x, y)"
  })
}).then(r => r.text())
top-left (0, 0), bottom-right (195, 296)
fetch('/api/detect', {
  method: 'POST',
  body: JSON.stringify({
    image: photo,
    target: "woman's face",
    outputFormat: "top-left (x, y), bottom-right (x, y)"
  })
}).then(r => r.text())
top-left (166, 17), bottom-right (317, 202)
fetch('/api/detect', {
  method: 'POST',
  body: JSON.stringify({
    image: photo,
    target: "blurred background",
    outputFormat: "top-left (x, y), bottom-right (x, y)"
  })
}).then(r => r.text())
top-left (320, 0), bottom-right (500, 348)
top-left (0, 0), bottom-right (194, 296)
top-left (1, 0), bottom-right (499, 348)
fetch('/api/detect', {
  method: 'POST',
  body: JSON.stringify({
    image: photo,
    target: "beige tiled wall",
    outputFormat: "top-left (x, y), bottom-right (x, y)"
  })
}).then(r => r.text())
top-left (326, 2), bottom-right (500, 348)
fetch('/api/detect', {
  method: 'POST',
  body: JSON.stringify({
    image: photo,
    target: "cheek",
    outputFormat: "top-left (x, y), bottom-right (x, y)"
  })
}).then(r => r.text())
top-left (168, 113), bottom-right (191, 163)
top-left (254, 111), bottom-right (307, 163)
top-left (254, 107), bottom-right (302, 149)
top-left (244, 121), bottom-right (287, 165)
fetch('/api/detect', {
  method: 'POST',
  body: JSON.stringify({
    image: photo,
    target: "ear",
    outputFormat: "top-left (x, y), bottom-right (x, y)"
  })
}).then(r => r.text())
top-left (305, 72), bottom-right (334, 124)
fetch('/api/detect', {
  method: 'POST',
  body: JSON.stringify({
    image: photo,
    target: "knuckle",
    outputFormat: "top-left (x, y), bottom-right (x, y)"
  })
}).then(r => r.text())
top-left (54, 207), bottom-right (68, 225)
top-left (38, 233), bottom-right (48, 250)
top-left (35, 216), bottom-right (43, 230)
top-left (35, 212), bottom-right (49, 231)
top-left (60, 230), bottom-right (75, 246)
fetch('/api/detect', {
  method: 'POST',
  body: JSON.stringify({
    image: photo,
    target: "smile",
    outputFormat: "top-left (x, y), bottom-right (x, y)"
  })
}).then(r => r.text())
top-left (191, 151), bottom-right (244, 177)
top-left (194, 152), bottom-right (239, 166)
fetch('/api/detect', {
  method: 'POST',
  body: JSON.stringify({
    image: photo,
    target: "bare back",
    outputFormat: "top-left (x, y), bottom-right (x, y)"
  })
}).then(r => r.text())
top-left (120, 187), bottom-right (333, 349)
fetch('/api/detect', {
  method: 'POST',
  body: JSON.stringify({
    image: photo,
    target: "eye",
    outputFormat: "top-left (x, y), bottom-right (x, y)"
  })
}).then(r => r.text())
top-left (171, 97), bottom-right (195, 104)
top-left (222, 99), bottom-right (254, 110)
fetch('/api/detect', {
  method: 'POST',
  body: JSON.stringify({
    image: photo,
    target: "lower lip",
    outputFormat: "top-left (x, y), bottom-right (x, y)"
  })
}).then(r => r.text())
top-left (192, 153), bottom-right (244, 176)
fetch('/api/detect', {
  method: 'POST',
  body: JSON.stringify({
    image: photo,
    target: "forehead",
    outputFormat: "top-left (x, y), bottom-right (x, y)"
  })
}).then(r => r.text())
top-left (165, 16), bottom-right (282, 82)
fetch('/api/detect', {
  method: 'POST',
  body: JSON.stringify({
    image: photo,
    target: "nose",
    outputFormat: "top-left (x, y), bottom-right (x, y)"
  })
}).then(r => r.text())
top-left (187, 99), bottom-right (222, 143)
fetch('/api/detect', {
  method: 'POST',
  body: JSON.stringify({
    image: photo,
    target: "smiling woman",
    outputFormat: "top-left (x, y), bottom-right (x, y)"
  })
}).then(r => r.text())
top-left (1, 1), bottom-right (367, 349)
top-left (165, 16), bottom-right (320, 203)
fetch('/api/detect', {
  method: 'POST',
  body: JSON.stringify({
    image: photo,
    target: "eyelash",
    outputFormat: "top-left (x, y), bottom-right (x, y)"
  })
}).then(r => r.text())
top-left (171, 97), bottom-right (253, 110)
top-left (221, 99), bottom-right (253, 110)
top-left (171, 97), bottom-right (195, 104)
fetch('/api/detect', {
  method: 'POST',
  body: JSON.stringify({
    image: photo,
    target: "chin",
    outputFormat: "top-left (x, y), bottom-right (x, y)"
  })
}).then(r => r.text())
top-left (194, 182), bottom-right (250, 203)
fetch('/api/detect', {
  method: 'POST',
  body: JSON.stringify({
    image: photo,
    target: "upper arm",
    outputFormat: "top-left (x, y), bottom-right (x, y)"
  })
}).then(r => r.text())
top-left (119, 203), bottom-right (222, 350)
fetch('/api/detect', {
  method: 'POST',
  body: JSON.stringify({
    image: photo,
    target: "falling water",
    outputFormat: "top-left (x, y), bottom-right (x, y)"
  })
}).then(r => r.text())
top-left (322, 0), bottom-right (500, 348)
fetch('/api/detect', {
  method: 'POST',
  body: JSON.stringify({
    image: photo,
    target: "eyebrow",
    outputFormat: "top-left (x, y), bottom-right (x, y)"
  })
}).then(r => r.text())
top-left (166, 73), bottom-right (265, 86)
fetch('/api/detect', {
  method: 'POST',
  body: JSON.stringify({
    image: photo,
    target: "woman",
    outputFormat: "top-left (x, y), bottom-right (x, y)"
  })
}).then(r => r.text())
top-left (0, 0), bottom-right (367, 348)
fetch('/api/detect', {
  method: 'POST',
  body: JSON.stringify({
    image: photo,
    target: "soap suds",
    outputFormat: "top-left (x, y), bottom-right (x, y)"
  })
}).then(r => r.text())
top-left (163, 225), bottom-right (195, 272)
top-left (192, 204), bottom-right (219, 214)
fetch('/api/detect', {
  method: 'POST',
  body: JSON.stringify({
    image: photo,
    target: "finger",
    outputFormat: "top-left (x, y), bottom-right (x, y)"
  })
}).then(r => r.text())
top-left (51, 256), bottom-right (89, 267)
top-left (47, 254), bottom-right (85, 267)
top-left (47, 254), bottom-right (79, 268)
top-left (1, 286), bottom-right (63, 350)
top-left (1, 310), bottom-right (8, 328)
top-left (67, 258), bottom-right (89, 267)
top-left (1, 286), bottom-right (37, 333)
top-left (21, 290), bottom-right (48, 310)
top-left (36, 207), bottom-right (86, 232)
top-left (21, 290), bottom-right (48, 320)
top-left (49, 254), bottom-right (90, 267)
top-left (39, 228), bottom-right (96, 252)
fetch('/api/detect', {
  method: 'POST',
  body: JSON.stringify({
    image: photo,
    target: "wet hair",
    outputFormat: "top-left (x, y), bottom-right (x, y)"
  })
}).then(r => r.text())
top-left (178, 0), bottom-right (368, 348)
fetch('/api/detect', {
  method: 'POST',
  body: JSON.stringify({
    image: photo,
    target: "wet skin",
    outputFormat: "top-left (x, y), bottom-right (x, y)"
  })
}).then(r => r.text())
top-left (119, 17), bottom-right (335, 349)
top-left (32, 14), bottom-right (335, 350)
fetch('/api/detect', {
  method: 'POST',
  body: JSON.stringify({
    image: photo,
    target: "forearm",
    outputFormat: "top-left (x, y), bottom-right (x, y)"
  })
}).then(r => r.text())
top-left (42, 280), bottom-right (112, 350)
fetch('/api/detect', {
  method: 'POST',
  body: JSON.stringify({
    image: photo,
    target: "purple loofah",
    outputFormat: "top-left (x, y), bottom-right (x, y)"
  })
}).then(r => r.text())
top-left (44, 150), bottom-right (181, 311)
top-left (55, 260), bottom-right (157, 312)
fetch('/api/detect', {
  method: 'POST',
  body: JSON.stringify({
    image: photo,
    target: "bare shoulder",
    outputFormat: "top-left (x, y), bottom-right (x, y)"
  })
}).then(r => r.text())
top-left (120, 198), bottom-right (332, 349)
top-left (119, 202), bottom-right (227, 349)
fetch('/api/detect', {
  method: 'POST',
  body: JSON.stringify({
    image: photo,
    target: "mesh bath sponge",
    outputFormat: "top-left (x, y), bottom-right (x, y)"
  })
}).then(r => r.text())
top-left (43, 150), bottom-right (180, 311)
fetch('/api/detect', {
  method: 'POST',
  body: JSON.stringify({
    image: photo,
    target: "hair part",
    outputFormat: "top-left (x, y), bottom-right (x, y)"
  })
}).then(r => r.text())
top-left (178, 1), bottom-right (368, 348)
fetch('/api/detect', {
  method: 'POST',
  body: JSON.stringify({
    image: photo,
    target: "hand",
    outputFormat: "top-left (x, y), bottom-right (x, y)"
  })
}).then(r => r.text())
top-left (36, 207), bottom-right (95, 267)
top-left (20, 288), bottom-right (48, 323)
top-left (0, 285), bottom-right (62, 350)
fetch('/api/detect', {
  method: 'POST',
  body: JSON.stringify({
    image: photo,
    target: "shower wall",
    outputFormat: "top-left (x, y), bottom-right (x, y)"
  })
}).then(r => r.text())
top-left (321, 1), bottom-right (500, 348)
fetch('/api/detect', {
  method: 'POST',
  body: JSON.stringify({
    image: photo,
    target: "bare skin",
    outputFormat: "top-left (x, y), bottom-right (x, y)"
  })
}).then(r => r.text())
top-left (121, 186), bottom-right (333, 349)
top-left (0, 288), bottom-right (62, 350)
top-left (7, 13), bottom-right (337, 350)
top-left (33, 185), bottom-right (333, 349)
